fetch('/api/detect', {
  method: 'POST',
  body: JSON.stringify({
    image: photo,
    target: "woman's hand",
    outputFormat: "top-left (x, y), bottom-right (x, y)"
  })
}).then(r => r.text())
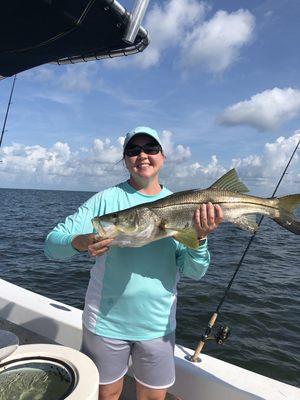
top-left (193, 202), bottom-right (223, 240)
top-left (72, 234), bottom-right (114, 257)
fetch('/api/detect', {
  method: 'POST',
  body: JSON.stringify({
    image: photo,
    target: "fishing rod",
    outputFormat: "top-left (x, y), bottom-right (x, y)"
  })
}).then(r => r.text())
top-left (189, 137), bottom-right (300, 362)
top-left (0, 75), bottom-right (17, 152)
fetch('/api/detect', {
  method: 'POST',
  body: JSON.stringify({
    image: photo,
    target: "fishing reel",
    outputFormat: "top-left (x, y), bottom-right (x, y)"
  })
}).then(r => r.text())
top-left (187, 319), bottom-right (231, 363)
top-left (214, 325), bottom-right (230, 344)
top-left (205, 324), bottom-right (230, 345)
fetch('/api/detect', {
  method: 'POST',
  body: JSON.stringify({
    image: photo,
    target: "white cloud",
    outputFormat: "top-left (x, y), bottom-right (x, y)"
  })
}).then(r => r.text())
top-left (23, 66), bottom-right (55, 82)
top-left (181, 9), bottom-right (255, 72)
top-left (231, 131), bottom-right (300, 192)
top-left (50, 63), bottom-right (155, 108)
top-left (43, 142), bottom-right (75, 176)
top-left (160, 130), bottom-right (191, 162)
top-left (161, 132), bottom-right (299, 193)
top-left (34, 92), bottom-right (77, 106)
top-left (58, 63), bottom-right (98, 93)
top-left (1, 130), bottom-right (299, 194)
top-left (86, 138), bottom-right (122, 164)
top-left (218, 88), bottom-right (300, 131)
top-left (138, 0), bottom-right (206, 68)
top-left (107, 2), bottom-right (254, 73)
top-left (0, 138), bottom-right (125, 190)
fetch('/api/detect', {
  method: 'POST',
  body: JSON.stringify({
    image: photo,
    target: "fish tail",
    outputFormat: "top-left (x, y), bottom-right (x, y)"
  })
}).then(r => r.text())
top-left (273, 194), bottom-right (300, 234)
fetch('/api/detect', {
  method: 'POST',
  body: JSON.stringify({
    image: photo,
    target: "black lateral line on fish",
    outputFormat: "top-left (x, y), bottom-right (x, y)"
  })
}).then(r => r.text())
top-left (151, 200), bottom-right (280, 210)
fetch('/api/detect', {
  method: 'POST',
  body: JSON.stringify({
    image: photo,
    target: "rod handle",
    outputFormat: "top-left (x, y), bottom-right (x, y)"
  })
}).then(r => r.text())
top-left (208, 312), bottom-right (218, 327)
top-left (190, 312), bottom-right (218, 362)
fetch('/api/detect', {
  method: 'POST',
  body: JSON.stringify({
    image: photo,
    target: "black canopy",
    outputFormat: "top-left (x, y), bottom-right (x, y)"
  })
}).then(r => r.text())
top-left (0, 0), bottom-right (149, 79)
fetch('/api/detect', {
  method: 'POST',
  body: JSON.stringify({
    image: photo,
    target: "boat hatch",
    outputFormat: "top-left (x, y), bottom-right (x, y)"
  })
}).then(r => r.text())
top-left (0, 357), bottom-right (76, 400)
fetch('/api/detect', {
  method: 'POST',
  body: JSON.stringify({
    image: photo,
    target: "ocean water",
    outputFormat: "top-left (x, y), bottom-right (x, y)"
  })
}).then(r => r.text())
top-left (0, 188), bottom-right (299, 387)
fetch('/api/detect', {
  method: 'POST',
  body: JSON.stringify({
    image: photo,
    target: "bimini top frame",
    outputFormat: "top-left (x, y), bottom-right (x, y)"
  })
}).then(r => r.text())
top-left (0, 0), bottom-right (150, 79)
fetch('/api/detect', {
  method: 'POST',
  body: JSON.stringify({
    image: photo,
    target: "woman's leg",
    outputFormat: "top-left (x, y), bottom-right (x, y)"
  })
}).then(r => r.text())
top-left (98, 378), bottom-right (124, 400)
top-left (81, 327), bottom-right (131, 399)
top-left (132, 332), bottom-right (175, 400)
top-left (136, 381), bottom-right (167, 400)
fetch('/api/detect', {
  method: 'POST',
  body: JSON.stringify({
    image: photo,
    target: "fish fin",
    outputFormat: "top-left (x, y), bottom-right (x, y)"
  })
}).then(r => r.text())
top-left (274, 194), bottom-right (300, 234)
top-left (209, 169), bottom-right (249, 193)
top-left (172, 229), bottom-right (200, 249)
top-left (232, 215), bottom-right (259, 233)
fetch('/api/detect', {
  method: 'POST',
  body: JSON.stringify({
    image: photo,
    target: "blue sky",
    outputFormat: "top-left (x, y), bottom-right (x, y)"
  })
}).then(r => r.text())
top-left (0, 0), bottom-right (299, 195)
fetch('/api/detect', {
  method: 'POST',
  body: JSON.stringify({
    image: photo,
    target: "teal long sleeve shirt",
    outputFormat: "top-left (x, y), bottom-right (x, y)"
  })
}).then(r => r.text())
top-left (45, 181), bottom-right (211, 340)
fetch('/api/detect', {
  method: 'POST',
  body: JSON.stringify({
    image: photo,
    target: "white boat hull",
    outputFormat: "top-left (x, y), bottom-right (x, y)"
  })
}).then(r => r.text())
top-left (0, 278), bottom-right (299, 400)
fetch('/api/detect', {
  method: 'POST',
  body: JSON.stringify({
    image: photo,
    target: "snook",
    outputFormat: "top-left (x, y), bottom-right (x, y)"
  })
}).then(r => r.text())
top-left (92, 169), bottom-right (300, 249)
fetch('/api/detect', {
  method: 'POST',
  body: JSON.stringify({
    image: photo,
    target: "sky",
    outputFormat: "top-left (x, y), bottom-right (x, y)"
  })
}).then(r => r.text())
top-left (0, 0), bottom-right (299, 195)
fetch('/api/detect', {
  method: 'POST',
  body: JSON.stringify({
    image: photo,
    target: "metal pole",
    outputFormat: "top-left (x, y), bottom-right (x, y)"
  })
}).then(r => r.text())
top-left (123, 0), bottom-right (149, 44)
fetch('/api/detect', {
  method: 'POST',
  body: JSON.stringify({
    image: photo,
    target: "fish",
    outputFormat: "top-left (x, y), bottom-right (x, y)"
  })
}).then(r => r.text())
top-left (92, 169), bottom-right (300, 249)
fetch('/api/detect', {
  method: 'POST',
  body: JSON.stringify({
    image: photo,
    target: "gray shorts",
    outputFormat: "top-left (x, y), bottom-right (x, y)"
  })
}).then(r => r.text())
top-left (81, 326), bottom-right (175, 389)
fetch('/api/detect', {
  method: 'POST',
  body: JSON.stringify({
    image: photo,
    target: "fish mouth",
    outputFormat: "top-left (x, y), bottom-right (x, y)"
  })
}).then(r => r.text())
top-left (98, 220), bottom-right (118, 238)
top-left (98, 219), bottom-right (137, 237)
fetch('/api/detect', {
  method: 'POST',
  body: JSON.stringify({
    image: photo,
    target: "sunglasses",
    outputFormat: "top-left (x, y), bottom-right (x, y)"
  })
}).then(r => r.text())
top-left (124, 143), bottom-right (161, 157)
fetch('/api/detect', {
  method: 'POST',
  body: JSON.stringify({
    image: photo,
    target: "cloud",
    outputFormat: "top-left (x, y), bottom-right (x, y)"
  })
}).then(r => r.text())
top-left (1, 142), bottom-right (76, 178)
top-left (181, 9), bottom-right (255, 72)
top-left (88, 138), bottom-right (122, 163)
top-left (28, 63), bottom-right (98, 93)
top-left (47, 63), bottom-right (155, 108)
top-left (23, 66), bottom-right (55, 82)
top-left (1, 130), bottom-right (299, 194)
top-left (160, 130), bottom-right (191, 162)
top-left (138, 0), bottom-right (207, 68)
top-left (231, 131), bottom-right (300, 194)
top-left (218, 88), bottom-right (300, 131)
top-left (166, 132), bottom-right (300, 194)
top-left (107, 2), bottom-right (254, 73)
top-left (34, 92), bottom-right (77, 106)
top-left (58, 64), bottom-right (98, 93)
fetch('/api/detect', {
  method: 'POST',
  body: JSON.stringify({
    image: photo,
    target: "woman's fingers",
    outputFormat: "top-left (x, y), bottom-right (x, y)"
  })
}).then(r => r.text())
top-left (72, 233), bottom-right (114, 256)
top-left (199, 202), bottom-right (214, 231)
top-left (207, 202), bottom-right (216, 227)
top-left (194, 202), bottom-right (223, 237)
top-left (194, 208), bottom-right (200, 226)
top-left (200, 204), bottom-right (208, 229)
top-left (88, 237), bottom-right (114, 257)
top-left (214, 204), bottom-right (223, 225)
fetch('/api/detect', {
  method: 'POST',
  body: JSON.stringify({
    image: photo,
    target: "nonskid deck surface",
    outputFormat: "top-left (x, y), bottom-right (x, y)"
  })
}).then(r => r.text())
top-left (0, 318), bottom-right (55, 345)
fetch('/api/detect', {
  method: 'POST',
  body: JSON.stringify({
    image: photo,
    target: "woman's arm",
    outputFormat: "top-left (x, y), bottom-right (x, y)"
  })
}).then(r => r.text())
top-left (176, 239), bottom-right (210, 280)
top-left (44, 194), bottom-right (100, 260)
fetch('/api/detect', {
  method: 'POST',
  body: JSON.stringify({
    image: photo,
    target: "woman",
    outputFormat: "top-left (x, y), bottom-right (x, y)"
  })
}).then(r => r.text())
top-left (44, 126), bottom-right (223, 400)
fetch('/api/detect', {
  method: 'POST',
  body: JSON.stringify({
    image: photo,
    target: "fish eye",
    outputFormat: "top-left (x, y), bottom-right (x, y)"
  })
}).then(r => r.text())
top-left (111, 213), bottom-right (118, 218)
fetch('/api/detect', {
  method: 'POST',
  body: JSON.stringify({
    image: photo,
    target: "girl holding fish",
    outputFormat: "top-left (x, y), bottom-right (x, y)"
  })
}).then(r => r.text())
top-left (45, 127), bottom-right (223, 400)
